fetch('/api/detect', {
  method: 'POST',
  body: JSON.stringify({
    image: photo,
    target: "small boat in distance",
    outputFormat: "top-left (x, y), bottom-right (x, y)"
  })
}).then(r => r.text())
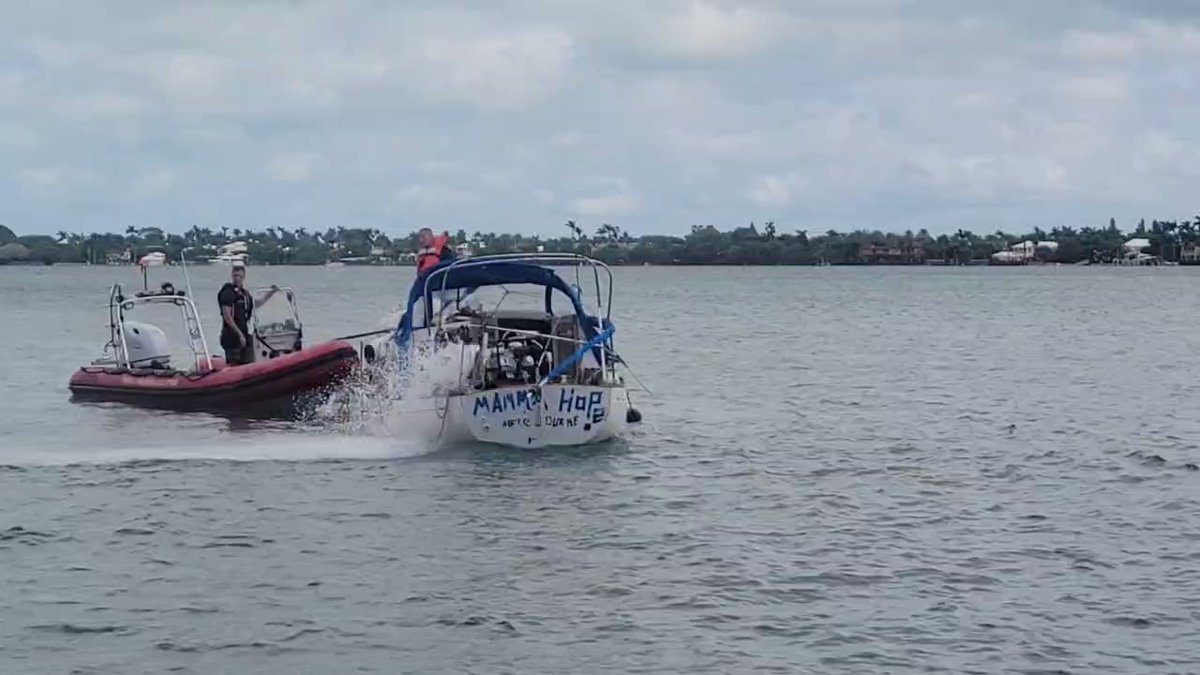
top-left (68, 279), bottom-right (358, 418)
top-left (215, 241), bottom-right (249, 266)
top-left (214, 253), bottom-right (248, 266)
top-left (388, 253), bottom-right (634, 448)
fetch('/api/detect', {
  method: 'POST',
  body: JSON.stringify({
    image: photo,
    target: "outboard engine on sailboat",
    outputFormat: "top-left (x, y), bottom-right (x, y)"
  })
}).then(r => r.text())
top-left (500, 340), bottom-right (553, 383)
top-left (113, 321), bottom-right (173, 369)
top-left (488, 345), bottom-right (519, 381)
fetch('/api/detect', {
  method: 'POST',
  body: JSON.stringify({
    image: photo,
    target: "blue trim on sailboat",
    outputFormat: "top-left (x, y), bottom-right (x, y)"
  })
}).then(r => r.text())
top-left (538, 324), bottom-right (615, 386)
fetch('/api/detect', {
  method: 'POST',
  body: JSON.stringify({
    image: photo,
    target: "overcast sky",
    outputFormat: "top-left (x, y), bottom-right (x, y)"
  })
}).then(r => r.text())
top-left (2, 0), bottom-right (1198, 237)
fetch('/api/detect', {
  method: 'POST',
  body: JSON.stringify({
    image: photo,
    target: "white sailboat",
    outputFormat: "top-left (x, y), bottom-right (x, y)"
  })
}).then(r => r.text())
top-left (384, 253), bottom-right (633, 448)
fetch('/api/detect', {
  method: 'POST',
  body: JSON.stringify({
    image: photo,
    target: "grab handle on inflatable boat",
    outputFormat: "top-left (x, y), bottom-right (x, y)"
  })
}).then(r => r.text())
top-left (537, 324), bottom-right (615, 387)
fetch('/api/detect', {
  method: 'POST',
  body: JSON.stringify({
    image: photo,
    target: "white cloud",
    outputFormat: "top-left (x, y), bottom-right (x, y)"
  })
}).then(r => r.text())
top-left (670, 130), bottom-right (763, 158)
top-left (18, 167), bottom-right (60, 189)
top-left (745, 173), bottom-right (804, 207)
top-left (952, 92), bottom-right (998, 110)
top-left (641, 1), bottom-right (791, 62)
top-left (546, 131), bottom-right (587, 150)
top-left (479, 171), bottom-right (512, 188)
top-left (83, 93), bottom-right (145, 117)
top-left (396, 183), bottom-right (477, 206)
top-left (1057, 21), bottom-right (1200, 63)
top-left (1137, 129), bottom-right (1181, 162)
top-left (408, 28), bottom-right (575, 110)
top-left (133, 169), bottom-right (175, 194)
top-left (155, 52), bottom-right (229, 102)
top-left (0, 123), bottom-right (37, 150)
top-left (1061, 30), bottom-right (1138, 62)
top-left (1133, 20), bottom-right (1200, 55)
top-left (0, 72), bottom-right (24, 105)
top-left (267, 153), bottom-right (315, 182)
top-left (908, 150), bottom-right (1070, 198)
top-left (1060, 75), bottom-right (1129, 102)
top-left (532, 188), bottom-right (557, 207)
top-left (572, 193), bottom-right (638, 217)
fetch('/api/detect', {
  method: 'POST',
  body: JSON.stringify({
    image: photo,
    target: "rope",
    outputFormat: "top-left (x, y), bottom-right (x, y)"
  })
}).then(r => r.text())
top-left (612, 355), bottom-right (654, 396)
top-left (254, 333), bottom-right (280, 359)
top-left (332, 328), bottom-right (393, 341)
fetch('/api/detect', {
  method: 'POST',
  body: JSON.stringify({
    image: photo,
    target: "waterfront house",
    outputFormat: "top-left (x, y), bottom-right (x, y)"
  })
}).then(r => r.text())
top-left (858, 243), bottom-right (925, 264)
top-left (1181, 242), bottom-right (1200, 265)
top-left (990, 240), bottom-right (1058, 265)
top-left (105, 249), bottom-right (132, 265)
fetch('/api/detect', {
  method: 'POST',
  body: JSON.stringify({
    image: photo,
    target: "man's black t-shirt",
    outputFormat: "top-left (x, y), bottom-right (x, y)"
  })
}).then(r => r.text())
top-left (217, 283), bottom-right (253, 349)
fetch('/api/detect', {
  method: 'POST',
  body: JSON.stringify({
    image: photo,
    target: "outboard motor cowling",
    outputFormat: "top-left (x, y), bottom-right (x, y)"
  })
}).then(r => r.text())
top-left (117, 321), bottom-right (172, 368)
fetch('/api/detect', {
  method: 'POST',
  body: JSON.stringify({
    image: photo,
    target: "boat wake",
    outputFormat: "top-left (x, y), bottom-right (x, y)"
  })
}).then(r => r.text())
top-left (14, 434), bottom-right (427, 466)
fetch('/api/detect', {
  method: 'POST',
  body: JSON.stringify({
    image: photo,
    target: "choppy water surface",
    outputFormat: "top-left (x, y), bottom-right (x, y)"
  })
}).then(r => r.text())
top-left (2, 264), bottom-right (1199, 674)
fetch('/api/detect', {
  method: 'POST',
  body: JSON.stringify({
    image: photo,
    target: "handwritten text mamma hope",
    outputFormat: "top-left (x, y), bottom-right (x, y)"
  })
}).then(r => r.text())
top-left (471, 387), bottom-right (608, 427)
top-left (555, 388), bottom-right (607, 425)
top-left (472, 389), bottom-right (541, 416)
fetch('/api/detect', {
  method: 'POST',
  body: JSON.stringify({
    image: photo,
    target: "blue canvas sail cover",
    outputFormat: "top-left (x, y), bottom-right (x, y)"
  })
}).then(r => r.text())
top-left (393, 259), bottom-right (610, 350)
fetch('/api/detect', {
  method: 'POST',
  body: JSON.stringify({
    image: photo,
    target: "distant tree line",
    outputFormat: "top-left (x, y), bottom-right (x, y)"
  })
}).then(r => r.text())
top-left (1, 216), bottom-right (1197, 266)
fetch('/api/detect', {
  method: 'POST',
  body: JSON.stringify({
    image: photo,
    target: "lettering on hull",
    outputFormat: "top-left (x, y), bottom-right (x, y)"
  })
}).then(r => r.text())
top-left (469, 387), bottom-right (610, 432)
top-left (472, 389), bottom-right (540, 416)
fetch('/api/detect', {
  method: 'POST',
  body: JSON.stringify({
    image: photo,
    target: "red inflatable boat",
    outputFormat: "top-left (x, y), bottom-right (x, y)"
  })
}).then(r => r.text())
top-left (68, 281), bottom-right (361, 417)
top-left (69, 340), bottom-right (359, 414)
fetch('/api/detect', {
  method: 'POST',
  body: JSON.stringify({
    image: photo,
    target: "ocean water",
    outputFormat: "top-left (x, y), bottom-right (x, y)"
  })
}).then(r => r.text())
top-left (2, 264), bottom-right (1199, 674)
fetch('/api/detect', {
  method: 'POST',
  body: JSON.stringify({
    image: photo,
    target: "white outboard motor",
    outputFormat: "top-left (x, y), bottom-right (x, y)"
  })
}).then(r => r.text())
top-left (116, 321), bottom-right (172, 368)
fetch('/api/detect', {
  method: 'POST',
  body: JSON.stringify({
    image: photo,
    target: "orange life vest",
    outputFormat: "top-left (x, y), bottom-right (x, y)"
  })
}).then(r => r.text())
top-left (416, 235), bottom-right (450, 273)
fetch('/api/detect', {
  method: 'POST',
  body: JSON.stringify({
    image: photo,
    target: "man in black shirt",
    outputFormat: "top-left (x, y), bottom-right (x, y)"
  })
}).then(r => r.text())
top-left (217, 264), bottom-right (277, 366)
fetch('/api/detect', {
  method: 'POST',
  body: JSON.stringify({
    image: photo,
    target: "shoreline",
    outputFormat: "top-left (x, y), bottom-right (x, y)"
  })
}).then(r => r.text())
top-left (6, 260), bottom-right (1195, 269)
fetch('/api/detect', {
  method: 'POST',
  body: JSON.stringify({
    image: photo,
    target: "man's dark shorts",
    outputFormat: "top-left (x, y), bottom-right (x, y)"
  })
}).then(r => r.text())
top-left (224, 344), bottom-right (254, 366)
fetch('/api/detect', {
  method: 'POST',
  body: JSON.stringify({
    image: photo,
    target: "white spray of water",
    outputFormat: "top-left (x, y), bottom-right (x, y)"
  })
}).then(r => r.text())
top-left (311, 335), bottom-right (480, 446)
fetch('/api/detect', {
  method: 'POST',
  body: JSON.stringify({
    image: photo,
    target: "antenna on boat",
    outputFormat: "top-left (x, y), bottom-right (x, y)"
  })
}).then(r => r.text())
top-left (177, 249), bottom-right (214, 372)
top-left (180, 250), bottom-right (197, 300)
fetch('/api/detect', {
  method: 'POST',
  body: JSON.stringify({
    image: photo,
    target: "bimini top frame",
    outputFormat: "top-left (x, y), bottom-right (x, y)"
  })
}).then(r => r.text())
top-left (398, 253), bottom-right (613, 336)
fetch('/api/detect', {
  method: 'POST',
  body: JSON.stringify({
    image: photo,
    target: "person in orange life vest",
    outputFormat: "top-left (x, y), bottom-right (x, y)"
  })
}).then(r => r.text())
top-left (416, 228), bottom-right (454, 273)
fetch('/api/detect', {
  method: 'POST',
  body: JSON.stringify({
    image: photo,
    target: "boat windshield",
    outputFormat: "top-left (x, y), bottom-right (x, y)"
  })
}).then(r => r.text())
top-left (253, 288), bottom-right (299, 333)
